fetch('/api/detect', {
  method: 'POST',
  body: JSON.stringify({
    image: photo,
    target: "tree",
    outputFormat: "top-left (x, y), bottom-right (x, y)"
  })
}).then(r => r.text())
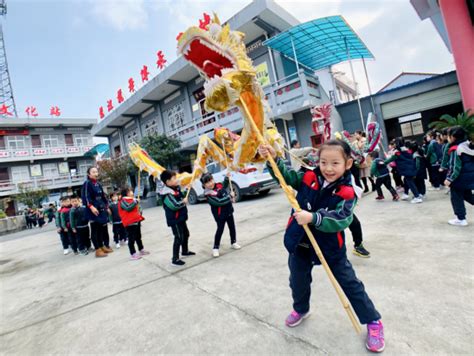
top-left (17, 184), bottom-right (49, 208)
top-left (97, 156), bottom-right (133, 189)
top-left (140, 134), bottom-right (184, 169)
top-left (429, 110), bottom-right (474, 140)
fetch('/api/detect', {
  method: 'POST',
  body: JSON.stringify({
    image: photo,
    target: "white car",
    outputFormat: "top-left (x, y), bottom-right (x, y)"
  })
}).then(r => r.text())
top-left (187, 162), bottom-right (279, 204)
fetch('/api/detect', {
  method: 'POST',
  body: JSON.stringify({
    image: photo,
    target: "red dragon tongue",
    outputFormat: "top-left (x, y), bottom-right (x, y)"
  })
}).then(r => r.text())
top-left (203, 60), bottom-right (224, 78)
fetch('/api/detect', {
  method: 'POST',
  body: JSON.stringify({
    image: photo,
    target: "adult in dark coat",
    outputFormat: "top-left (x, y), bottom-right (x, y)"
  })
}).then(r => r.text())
top-left (81, 167), bottom-right (112, 258)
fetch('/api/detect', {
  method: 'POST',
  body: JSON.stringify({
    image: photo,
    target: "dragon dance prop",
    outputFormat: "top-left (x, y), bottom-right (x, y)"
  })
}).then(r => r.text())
top-left (335, 119), bottom-right (382, 163)
top-left (175, 13), bottom-right (361, 333)
top-left (310, 103), bottom-right (332, 143)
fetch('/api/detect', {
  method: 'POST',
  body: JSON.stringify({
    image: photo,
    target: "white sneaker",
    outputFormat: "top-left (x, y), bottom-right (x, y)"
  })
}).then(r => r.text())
top-left (63, 249), bottom-right (70, 255)
top-left (116, 243), bottom-right (120, 249)
top-left (410, 197), bottom-right (423, 204)
top-left (231, 243), bottom-right (241, 250)
top-left (212, 249), bottom-right (220, 257)
top-left (401, 194), bottom-right (410, 201)
top-left (448, 218), bottom-right (468, 226)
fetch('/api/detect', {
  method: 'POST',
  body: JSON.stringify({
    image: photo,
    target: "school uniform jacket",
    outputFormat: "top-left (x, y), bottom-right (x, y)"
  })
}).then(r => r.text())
top-left (70, 206), bottom-right (89, 229)
top-left (268, 159), bottom-right (356, 264)
top-left (446, 140), bottom-right (474, 190)
top-left (384, 148), bottom-right (417, 177)
top-left (204, 179), bottom-right (234, 221)
top-left (81, 178), bottom-right (109, 224)
top-left (118, 197), bottom-right (144, 227)
top-left (160, 186), bottom-right (188, 226)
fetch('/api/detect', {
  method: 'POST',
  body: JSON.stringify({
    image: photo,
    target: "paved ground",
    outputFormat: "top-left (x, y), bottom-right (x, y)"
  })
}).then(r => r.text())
top-left (0, 188), bottom-right (473, 355)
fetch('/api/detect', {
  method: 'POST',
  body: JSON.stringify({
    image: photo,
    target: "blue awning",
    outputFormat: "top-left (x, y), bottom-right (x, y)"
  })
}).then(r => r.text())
top-left (263, 15), bottom-right (374, 71)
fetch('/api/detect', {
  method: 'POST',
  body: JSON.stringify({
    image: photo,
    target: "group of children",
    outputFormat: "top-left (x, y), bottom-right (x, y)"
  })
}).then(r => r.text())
top-left (368, 127), bottom-right (474, 226)
top-left (55, 186), bottom-right (148, 260)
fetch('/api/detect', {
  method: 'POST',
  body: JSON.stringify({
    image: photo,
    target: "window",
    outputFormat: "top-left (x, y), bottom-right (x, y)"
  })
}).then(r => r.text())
top-left (11, 166), bottom-right (30, 182)
top-left (74, 133), bottom-right (91, 146)
top-left (144, 119), bottom-right (159, 136)
top-left (165, 102), bottom-right (185, 132)
top-left (126, 130), bottom-right (139, 144)
top-left (78, 160), bottom-right (91, 175)
top-left (400, 119), bottom-right (424, 137)
top-left (42, 135), bottom-right (60, 147)
top-left (6, 136), bottom-right (27, 149)
top-left (43, 163), bottom-right (59, 177)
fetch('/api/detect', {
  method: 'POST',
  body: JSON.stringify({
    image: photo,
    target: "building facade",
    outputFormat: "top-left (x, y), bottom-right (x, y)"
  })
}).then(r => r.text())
top-left (92, 0), bottom-right (350, 171)
top-left (0, 118), bottom-right (96, 215)
top-left (336, 70), bottom-right (463, 144)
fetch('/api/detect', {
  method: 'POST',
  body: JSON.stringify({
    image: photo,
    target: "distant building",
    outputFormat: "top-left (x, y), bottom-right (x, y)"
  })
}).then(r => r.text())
top-left (0, 118), bottom-right (96, 215)
top-left (377, 72), bottom-right (439, 93)
top-left (336, 70), bottom-right (463, 143)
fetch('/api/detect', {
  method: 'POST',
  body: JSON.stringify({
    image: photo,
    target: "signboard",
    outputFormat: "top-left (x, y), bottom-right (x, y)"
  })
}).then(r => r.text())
top-left (398, 112), bottom-right (421, 123)
top-left (15, 150), bottom-right (29, 157)
top-left (255, 62), bottom-right (270, 88)
top-left (58, 162), bottom-right (70, 174)
top-left (33, 148), bottom-right (47, 155)
top-left (51, 147), bottom-right (65, 154)
top-left (67, 146), bottom-right (80, 153)
top-left (30, 164), bottom-right (42, 177)
top-left (0, 151), bottom-right (10, 158)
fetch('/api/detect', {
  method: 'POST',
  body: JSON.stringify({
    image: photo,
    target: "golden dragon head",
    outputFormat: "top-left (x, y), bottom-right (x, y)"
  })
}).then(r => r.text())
top-left (177, 13), bottom-right (257, 113)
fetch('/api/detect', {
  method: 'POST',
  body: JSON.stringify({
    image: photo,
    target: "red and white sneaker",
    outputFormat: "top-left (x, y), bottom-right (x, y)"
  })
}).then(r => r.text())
top-left (285, 310), bottom-right (310, 327)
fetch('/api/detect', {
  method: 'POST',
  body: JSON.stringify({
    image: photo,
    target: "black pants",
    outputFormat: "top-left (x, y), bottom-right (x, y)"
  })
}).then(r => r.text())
top-left (361, 177), bottom-right (375, 192)
top-left (288, 246), bottom-right (381, 324)
top-left (350, 165), bottom-right (362, 189)
top-left (59, 230), bottom-right (70, 249)
top-left (112, 223), bottom-right (127, 243)
top-left (348, 214), bottom-right (363, 247)
top-left (391, 167), bottom-right (403, 187)
top-left (70, 231), bottom-right (83, 252)
top-left (126, 224), bottom-right (144, 255)
top-left (77, 226), bottom-right (91, 250)
top-left (90, 222), bottom-right (109, 249)
top-left (428, 164), bottom-right (441, 188)
top-left (171, 222), bottom-right (189, 261)
top-left (374, 175), bottom-right (397, 198)
top-left (214, 215), bottom-right (236, 249)
top-left (415, 176), bottom-right (426, 196)
top-left (403, 177), bottom-right (420, 197)
top-left (450, 187), bottom-right (474, 220)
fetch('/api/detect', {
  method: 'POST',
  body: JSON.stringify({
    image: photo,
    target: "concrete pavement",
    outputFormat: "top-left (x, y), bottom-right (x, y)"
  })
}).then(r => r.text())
top-left (0, 188), bottom-right (473, 355)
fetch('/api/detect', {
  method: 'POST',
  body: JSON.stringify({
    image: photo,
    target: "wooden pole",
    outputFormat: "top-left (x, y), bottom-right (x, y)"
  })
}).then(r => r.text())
top-left (221, 138), bottom-right (235, 198)
top-left (137, 169), bottom-right (141, 202)
top-left (239, 97), bottom-right (361, 334)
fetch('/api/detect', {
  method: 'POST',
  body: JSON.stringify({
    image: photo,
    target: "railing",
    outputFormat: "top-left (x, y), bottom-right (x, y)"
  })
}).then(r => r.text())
top-left (166, 70), bottom-right (322, 146)
top-left (0, 144), bottom-right (94, 162)
top-left (0, 174), bottom-right (87, 196)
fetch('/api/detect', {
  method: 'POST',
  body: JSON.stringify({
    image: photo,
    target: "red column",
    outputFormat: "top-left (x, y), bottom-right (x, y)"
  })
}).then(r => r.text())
top-left (439, 0), bottom-right (474, 112)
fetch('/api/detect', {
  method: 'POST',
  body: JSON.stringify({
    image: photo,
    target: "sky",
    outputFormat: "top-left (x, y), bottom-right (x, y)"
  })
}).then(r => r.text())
top-left (3, 0), bottom-right (455, 121)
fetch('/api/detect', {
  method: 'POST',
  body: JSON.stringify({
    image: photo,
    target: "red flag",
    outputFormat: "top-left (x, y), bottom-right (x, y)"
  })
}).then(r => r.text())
top-left (50, 106), bottom-right (61, 117)
top-left (25, 107), bottom-right (31, 117)
top-left (128, 78), bottom-right (135, 93)
top-left (156, 50), bottom-right (167, 70)
top-left (140, 65), bottom-right (149, 82)
top-left (198, 12), bottom-right (211, 30)
top-left (99, 106), bottom-right (105, 119)
top-left (107, 100), bottom-right (114, 112)
top-left (0, 104), bottom-right (13, 116)
top-left (117, 89), bottom-right (124, 104)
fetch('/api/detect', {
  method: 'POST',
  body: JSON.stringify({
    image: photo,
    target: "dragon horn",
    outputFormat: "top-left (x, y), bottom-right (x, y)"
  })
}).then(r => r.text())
top-left (212, 12), bottom-right (221, 25)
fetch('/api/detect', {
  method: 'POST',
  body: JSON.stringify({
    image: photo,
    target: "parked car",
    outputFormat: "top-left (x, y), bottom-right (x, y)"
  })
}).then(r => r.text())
top-left (187, 162), bottom-right (279, 204)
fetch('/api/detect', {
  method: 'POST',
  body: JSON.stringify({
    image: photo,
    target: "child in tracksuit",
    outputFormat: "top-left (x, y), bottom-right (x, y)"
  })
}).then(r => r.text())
top-left (109, 192), bottom-right (127, 249)
top-left (118, 186), bottom-right (148, 260)
top-left (425, 131), bottom-right (442, 189)
top-left (56, 197), bottom-right (71, 255)
top-left (412, 142), bottom-right (428, 197)
top-left (385, 138), bottom-right (422, 204)
top-left (444, 126), bottom-right (474, 226)
top-left (59, 196), bottom-right (78, 254)
top-left (160, 170), bottom-right (195, 266)
top-left (70, 195), bottom-right (91, 255)
top-left (259, 140), bottom-right (384, 353)
top-left (201, 172), bottom-right (241, 257)
top-left (370, 151), bottom-right (399, 201)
